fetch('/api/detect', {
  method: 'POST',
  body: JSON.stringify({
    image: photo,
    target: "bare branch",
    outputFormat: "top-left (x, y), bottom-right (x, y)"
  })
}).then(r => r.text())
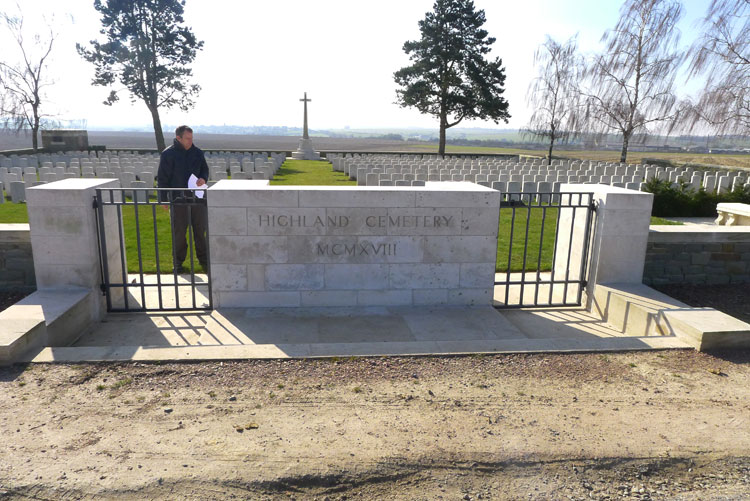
top-left (0, 8), bottom-right (56, 151)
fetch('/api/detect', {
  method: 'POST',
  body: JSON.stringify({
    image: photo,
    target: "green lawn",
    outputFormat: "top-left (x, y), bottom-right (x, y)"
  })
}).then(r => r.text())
top-left (650, 216), bottom-right (683, 226)
top-left (0, 161), bottom-right (681, 274)
top-left (497, 205), bottom-right (559, 272)
top-left (120, 202), bottom-right (178, 274)
top-left (0, 200), bottom-right (29, 223)
top-left (270, 159), bottom-right (356, 186)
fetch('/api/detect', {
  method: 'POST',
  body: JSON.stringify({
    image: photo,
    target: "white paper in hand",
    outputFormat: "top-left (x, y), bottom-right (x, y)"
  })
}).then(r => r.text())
top-left (188, 174), bottom-right (205, 199)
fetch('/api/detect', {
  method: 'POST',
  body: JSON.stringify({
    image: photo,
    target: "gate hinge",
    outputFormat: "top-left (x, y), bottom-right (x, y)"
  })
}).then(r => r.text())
top-left (589, 200), bottom-right (598, 212)
top-left (99, 283), bottom-right (106, 295)
top-left (92, 197), bottom-right (99, 209)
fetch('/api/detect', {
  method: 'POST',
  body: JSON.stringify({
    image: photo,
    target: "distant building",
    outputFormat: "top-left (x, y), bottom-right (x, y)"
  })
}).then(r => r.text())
top-left (41, 129), bottom-right (89, 151)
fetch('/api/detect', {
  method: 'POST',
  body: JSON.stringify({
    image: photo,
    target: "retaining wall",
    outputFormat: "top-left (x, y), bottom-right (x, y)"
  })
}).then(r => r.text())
top-left (0, 224), bottom-right (35, 291)
top-left (644, 226), bottom-right (750, 285)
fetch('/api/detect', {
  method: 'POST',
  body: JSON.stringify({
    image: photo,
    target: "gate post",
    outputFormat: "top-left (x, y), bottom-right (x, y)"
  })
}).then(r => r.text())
top-left (26, 178), bottom-right (122, 322)
top-left (554, 184), bottom-right (653, 307)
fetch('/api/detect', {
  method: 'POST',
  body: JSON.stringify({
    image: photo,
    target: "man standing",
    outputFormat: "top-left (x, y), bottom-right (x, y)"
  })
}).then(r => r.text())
top-left (157, 125), bottom-right (209, 272)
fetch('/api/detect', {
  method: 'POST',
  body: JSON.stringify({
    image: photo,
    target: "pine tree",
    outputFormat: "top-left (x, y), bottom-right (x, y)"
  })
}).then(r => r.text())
top-left (394, 0), bottom-right (510, 156)
top-left (77, 0), bottom-right (203, 151)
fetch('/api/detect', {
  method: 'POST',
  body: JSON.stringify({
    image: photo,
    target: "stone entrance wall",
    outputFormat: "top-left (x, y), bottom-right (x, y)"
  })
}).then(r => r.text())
top-left (207, 181), bottom-right (500, 307)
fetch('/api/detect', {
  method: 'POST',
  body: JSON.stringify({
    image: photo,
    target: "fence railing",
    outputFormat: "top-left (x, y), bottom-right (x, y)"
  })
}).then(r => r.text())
top-left (94, 187), bottom-right (212, 312)
top-left (494, 192), bottom-right (595, 308)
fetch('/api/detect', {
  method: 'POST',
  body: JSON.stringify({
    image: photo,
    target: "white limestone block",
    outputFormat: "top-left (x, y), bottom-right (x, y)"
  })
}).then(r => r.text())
top-left (208, 208), bottom-right (249, 236)
top-left (323, 264), bottom-right (389, 290)
top-left (265, 264), bottom-right (325, 290)
top-left (388, 263), bottom-right (460, 289)
top-left (422, 236), bottom-right (497, 263)
top-left (356, 289), bottom-right (412, 306)
top-left (210, 236), bottom-right (288, 264)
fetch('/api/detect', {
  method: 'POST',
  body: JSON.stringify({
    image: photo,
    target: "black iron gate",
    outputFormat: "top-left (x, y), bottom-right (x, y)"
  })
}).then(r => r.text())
top-left (94, 187), bottom-right (213, 312)
top-left (494, 191), bottom-right (596, 308)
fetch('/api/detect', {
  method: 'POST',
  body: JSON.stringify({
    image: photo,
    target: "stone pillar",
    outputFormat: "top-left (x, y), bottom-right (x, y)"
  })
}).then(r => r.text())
top-left (554, 184), bottom-right (653, 307)
top-left (26, 178), bottom-right (122, 320)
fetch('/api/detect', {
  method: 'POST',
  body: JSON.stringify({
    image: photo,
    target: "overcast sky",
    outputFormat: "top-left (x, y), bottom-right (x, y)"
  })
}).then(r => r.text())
top-left (1, 0), bottom-right (710, 131)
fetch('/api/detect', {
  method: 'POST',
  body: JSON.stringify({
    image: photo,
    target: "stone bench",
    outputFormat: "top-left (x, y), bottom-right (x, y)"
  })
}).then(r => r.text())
top-left (715, 203), bottom-right (750, 226)
top-left (591, 283), bottom-right (750, 351)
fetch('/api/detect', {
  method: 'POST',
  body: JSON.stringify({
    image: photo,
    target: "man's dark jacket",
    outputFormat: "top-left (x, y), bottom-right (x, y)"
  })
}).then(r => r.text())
top-left (157, 138), bottom-right (210, 201)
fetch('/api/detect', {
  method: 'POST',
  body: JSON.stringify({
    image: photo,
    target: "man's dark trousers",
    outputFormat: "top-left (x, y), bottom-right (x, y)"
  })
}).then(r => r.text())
top-left (171, 199), bottom-right (208, 267)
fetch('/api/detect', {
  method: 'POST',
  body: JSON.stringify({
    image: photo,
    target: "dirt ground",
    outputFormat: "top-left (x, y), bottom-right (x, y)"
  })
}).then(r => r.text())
top-left (0, 290), bottom-right (30, 313)
top-left (1, 349), bottom-right (749, 500)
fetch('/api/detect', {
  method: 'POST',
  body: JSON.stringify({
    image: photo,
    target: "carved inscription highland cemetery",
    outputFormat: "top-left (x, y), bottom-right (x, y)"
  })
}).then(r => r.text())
top-left (257, 212), bottom-right (456, 258)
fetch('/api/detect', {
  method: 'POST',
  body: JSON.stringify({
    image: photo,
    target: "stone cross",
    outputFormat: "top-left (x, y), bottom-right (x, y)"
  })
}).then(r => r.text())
top-left (300, 92), bottom-right (311, 140)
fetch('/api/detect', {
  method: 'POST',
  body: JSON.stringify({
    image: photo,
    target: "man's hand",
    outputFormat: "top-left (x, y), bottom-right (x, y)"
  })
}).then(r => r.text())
top-left (196, 178), bottom-right (206, 187)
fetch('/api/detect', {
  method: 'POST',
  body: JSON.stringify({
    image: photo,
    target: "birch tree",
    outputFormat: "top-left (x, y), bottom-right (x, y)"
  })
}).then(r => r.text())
top-left (525, 36), bottom-right (582, 165)
top-left (580, 0), bottom-right (683, 163)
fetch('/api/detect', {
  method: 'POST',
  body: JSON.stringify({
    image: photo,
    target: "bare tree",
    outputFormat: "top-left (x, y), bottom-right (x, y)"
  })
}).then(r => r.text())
top-left (579, 0), bottom-right (683, 163)
top-left (525, 36), bottom-right (582, 165)
top-left (0, 12), bottom-right (55, 152)
top-left (684, 0), bottom-right (750, 136)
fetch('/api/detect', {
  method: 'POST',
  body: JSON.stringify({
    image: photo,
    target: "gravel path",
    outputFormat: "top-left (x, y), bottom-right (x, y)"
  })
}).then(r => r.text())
top-left (1, 351), bottom-right (749, 500)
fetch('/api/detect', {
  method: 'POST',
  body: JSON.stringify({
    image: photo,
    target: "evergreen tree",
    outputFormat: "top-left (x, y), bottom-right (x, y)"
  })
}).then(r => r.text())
top-left (394, 0), bottom-right (510, 156)
top-left (77, 0), bottom-right (203, 151)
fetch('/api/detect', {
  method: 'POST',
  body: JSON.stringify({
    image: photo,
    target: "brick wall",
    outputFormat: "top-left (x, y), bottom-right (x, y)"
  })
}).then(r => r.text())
top-left (644, 226), bottom-right (750, 285)
top-left (0, 224), bottom-right (36, 291)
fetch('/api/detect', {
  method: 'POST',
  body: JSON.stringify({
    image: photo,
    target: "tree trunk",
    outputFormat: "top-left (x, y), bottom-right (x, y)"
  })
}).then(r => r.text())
top-left (150, 106), bottom-right (166, 152)
top-left (31, 124), bottom-right (39, 153)
top-left (620, 131), bottom-right (630, 163)
top-left (438, 117), bottom-right (447, 157)
top-left (547, 137), bottom-right (554, 166)
top-left (31, 107), bottom-right (40, 153)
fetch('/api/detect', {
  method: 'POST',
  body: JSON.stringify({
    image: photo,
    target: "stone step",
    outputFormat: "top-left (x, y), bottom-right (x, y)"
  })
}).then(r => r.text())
top-left (0, 288), bottom-right (93, 364)
top-left (24, 335), bottom-right (692, 363)
top-left (590, 283), bottom-right (750, 350)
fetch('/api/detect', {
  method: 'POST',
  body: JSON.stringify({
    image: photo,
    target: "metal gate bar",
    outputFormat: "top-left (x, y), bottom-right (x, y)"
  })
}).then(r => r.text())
top-left (494, 191), bottom-right (595, 308)
top-left (95, 187), bottom-right (212, 312)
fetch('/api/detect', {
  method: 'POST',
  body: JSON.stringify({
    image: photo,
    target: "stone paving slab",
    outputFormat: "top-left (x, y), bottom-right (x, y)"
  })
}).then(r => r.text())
top-left (25, 335), bottom-right (691, 363)
top-left (31, 302), bottom-right (694, 362)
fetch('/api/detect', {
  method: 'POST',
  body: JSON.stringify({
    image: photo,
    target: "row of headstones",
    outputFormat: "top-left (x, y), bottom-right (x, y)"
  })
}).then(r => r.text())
top-left (206, 153), bottom-right (285, 181)
top-left (328, 152), bottom-right (610, 168)
top-left (331, 156), bottom-right (748, 194)
top-left (332, 155), bottom-right (717, 175)
top-left (330, 156), bottom-right (677, 176)
top-left (0, 151), bottom-right (158, 168)
top-left (0, 153), bottom-right (286, 183)
top-left (0, 154), bottom-right (288, 204)
top-left (349, 167), bottom-right (748, 193)
top-left (0, 150), bottom-right (285, 169)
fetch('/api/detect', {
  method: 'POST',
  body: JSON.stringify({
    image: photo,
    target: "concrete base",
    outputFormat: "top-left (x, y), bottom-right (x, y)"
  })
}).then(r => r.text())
top-left (290, 138), bottom-right (321, 160)
top-left (590, 283), bottom-right (750, 351)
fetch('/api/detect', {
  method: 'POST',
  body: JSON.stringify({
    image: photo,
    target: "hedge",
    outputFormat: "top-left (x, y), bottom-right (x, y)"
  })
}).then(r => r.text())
top-left (642, 178), bottom-right (750, 217)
